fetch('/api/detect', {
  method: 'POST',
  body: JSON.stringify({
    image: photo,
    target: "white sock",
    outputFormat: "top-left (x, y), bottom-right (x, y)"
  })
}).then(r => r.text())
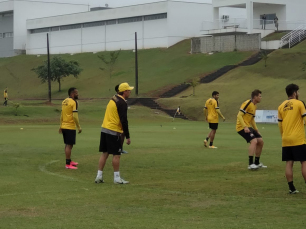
top-left (97, 170), bottom-right (103, 177)
top-left (114, 171), bottom-right (120, 180)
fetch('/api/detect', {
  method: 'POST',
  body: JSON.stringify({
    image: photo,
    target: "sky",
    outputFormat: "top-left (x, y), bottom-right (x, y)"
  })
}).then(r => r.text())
top-left (37, 0), bottom-right (212, 8)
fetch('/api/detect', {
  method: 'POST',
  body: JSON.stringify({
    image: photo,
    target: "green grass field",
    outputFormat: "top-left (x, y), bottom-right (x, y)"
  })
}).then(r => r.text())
top-left (1, 101), bottom-right (306, 229)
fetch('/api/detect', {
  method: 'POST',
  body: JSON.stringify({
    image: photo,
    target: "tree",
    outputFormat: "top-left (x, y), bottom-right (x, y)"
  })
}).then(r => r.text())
top-left (187, 78), bottom-right (200, 96)
top-left (98, 50), bottom-right (121, 90)
top-left (260, 50), bottom-right (269, 67)
top-left (32, 56), bottom-right (82, 93)
top-left (12, 102), bottom-right (20, 116)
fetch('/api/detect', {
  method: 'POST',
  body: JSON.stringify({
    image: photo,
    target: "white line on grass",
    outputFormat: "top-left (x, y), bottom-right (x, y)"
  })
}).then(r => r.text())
top-left (0, 189), bottom-right (85, 197)
top-left (39, 160), bottom-right (79, 181)
top-left (133, 183), bottom-right (299, 200)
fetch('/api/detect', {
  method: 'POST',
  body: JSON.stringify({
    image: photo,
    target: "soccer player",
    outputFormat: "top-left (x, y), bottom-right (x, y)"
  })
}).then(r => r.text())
top-left (59, 87), bottom-right (82, 170)
top-left (203, 91), bottom-right (225, 149)
top-left (95, 82), bottom-right (133, 184)
top-left (236, 89), bottom-right (267, 170)
top-left (3, 88), bottom-right (8, 106)
top-left (278, 84), bottom-right (306, 194)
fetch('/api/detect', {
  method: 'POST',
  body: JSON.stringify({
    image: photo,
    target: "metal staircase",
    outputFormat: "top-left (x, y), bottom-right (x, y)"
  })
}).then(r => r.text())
top-left (280, 24), bottom-right (306, 48)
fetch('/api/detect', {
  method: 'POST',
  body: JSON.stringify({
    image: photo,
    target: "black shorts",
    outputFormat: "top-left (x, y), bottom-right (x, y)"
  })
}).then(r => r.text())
top-left (282, 145), bottom-right (306, 161)
top-left (209, 123), bottom-right (218, 130)
top-left (99, 132), bottom-right (122, 155)
top-left (238, 127), bottom-right (262, 143)
top-left (62, 129), bottom-right (76, 145)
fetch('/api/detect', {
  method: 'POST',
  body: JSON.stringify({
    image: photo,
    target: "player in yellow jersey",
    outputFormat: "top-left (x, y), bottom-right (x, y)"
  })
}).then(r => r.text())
top-left (278, 84), bottom-right (306, 194)
top-left (236, 89), bottom-right (267, 170)
top-left (59, 87), bottom-right (82, 170)
top-left (95, 82), bottom-right (133, 184)
top-left (3, 87), bottom-right (8, 106)
top-left (203, 91), bottom-right (225, 149)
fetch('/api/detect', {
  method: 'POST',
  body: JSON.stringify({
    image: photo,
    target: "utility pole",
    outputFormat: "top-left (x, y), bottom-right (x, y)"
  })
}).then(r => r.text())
top-left (47, 33), bottom-right (51, 102)
top-left (135, 32), bottom-right (139, 95)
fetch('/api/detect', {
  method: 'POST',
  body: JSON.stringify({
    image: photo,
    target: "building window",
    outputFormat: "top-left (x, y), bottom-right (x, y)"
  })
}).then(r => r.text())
top-left (31, 28), bottom-right (50, 34)
top-left (260, 14), bottom-right (276, 24)
top-left (118, 16), bottom-right (142, 24)
top-left (60, 24), bottom-right (82, 31)
top-left (83, 21), bottom-right (105, 28)
top-left (3, 32), bottom-right (13, 38)
top-left (51, 27), bottom-right (60, 31)
top-left (106, 20), bottom-right (116, 25)
top-left (144, 13), bottom-right (167, 21)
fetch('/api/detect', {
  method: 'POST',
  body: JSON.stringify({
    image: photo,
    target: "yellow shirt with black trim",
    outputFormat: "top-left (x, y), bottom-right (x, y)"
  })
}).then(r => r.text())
top-left (278, 99), bottom-right (306, 147)
top-left (4, 91), bottom-right (7, 99)
top-left (204, 98), bottom-right (219, 123)
top-left (61, 98), bottom-right (78, 130)
top-left (236, 99), bottom-right (257, 132)
top-left (102, 94), bottom-right (130, 138)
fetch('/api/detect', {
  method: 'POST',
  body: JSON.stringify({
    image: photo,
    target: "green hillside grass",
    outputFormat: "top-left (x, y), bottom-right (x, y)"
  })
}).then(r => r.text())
top-left (0, 39), bottom-right (253, 99)
top-left (157, 40), bottom-right (306, 121)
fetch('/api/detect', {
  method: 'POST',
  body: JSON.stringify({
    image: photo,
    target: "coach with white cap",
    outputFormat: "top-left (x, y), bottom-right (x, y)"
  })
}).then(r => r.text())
top-left (95, 82), bottom-right (134, 184)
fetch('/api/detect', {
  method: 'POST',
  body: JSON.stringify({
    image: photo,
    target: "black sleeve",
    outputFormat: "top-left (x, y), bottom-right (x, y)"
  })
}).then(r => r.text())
top-left (117, 99), bottom-right (130, 139)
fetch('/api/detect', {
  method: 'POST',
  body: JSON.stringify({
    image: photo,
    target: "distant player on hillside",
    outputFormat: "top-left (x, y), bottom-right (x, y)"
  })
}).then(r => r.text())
top-left (3, 87), bottom-right (8, 106)
top-left (278, 84), bottom-right (306, 194)
top-left (236, 89), bottom-right (267, 170)
top-left (203, 91), bottom-right (225, 149)
top-left (172, 106), bottom-right (181, 121)
top-left (59, 87), bottom-right (82, 169)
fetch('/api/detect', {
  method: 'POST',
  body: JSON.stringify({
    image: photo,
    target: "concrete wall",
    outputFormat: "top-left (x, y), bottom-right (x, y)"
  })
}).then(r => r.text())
top-left (192, 33), bottom-right (260, 53)
top-left (261, 40), bottom-right (281, 49)
top-left (0, 12), bottom-right (14, 57)
top-left (167, 1), bottom-right (212, 47)
top-left (27, 17), bottom-right (168, 54)
top-left (219, 7), bottom-right (246, 19)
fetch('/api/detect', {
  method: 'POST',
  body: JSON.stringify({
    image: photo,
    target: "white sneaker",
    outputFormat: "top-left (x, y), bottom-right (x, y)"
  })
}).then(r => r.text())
top-left (289, 190), bottom-right (299, 194)
top-left (248, 164), bottom-right (259, 170)
top-left (95, 176), bottom-right (104, 183)
top-left (114, 178), bottom-right (129, 184)
top-left (257, 163), bottom-right (267, 168)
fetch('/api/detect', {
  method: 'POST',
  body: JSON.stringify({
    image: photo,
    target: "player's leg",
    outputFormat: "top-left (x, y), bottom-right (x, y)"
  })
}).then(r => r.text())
top-left (112, 135), bottom-right (129, 184)
top-left (286, 161), bottom-right (298, 193)
top-left (98, 153), bottom-right (109, 171)
top-left (254, 138), bottom-right (267, 168)
top-left (95, 153), bottom-right (108, 183)
top-left (207, 123), bottom-right (218, 148)
top-left (62, 129), bottom-right (77, 169)
top-left (204, 130), bottom-right (211, 147)
top-left (247, 138), bottom-right (259, 169)
top-left (301, 161), bottom-right (306, 182)
top-left (65, 144), bottom-right (77, 169)
top-left (209, 129), bottom-right (216, 146)
top-left (95, 132), bottom-right (109, 183)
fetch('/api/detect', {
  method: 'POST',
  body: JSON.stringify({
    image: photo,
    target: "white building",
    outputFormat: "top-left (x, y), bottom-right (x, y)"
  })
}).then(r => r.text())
top-left (26, 1), bottom-right (216, 55)
top-left (0, 0), bottom-right (88, 57)
top-left (203, 0), bottom-right (306, 36)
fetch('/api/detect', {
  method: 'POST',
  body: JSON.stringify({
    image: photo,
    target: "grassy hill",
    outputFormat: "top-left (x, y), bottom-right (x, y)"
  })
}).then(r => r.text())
top-left (158, 40), bottom-right (306, 121)
top-left (0, 40), bottom-right (253, 99)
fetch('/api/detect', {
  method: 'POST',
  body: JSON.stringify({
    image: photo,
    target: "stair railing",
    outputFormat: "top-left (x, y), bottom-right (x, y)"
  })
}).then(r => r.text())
top-left (280, 24), bottom-right (306, 48)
